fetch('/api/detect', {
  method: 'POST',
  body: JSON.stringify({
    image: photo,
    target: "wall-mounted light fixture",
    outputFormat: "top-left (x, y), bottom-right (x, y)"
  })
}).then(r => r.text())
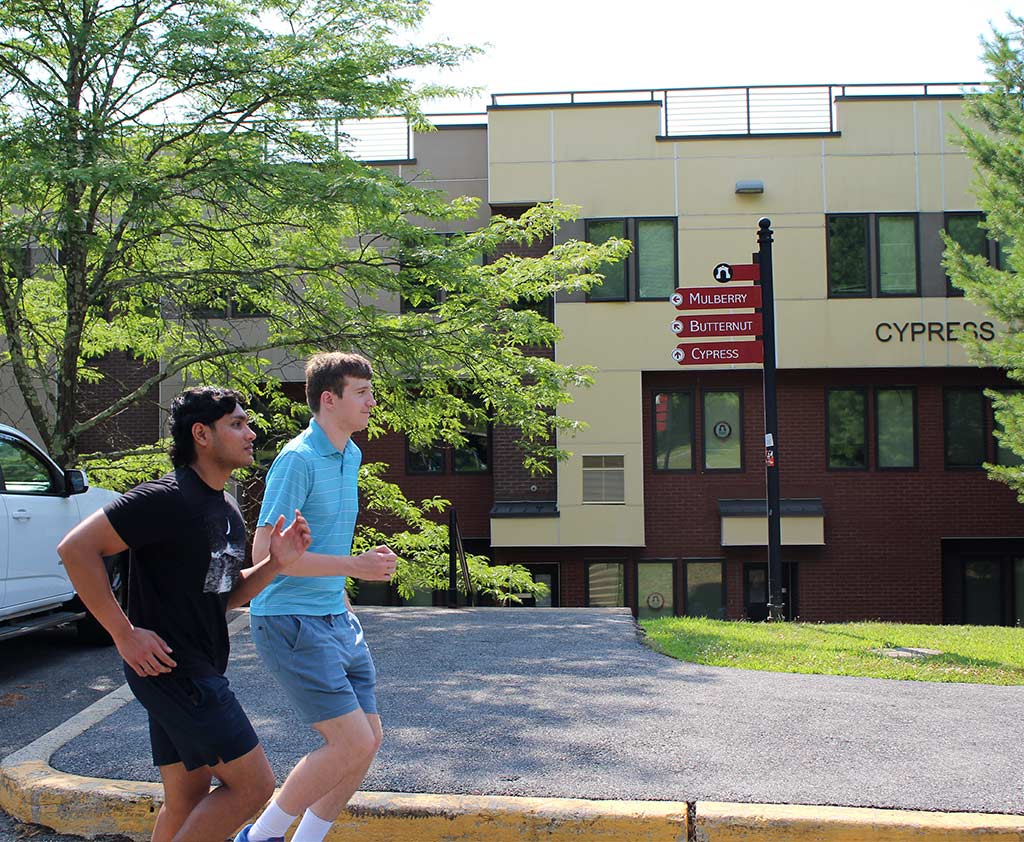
top-left (735, 179), bottom-right (765, 194)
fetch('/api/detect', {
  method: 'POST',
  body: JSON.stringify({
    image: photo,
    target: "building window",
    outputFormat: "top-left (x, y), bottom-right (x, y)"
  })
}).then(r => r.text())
top-left (636, 560), bottom-right (675, 620)
top-left (636, 218), bottom-right (678, 300)
top-left (585, 219), bottom-right (628, 301)
top-left (406, 441), bottom-right (445, 474)
top-left (827, 388), bottom-right (867, 469)
top-left (653, 391), bottom-right (694, 471)
top-left (400, 232), bottom-right (484, 312)
top-left (703, 390), bottom-right (742, 471)
top-left (944, 388), bottom-right (986, 469)
top-left (827, 214), bottom-right (870, 296)
top-left (875, 387), bottom-right (916, 469)
top-left (454, 420), bottom-right (490, 473)
top-left (685, 561), bottom-right (725, 618)
top-left (582, 455), bottom-right (625, 504)
top-left (585, 217), bottom-right (678, 301)
top-left (877, 214), bottom-right (919, 295)
top-left (587, 561), bottom-right (625, 607)
top-left (406, 423), bottom-right (492, 475)
top-left (945, 212), bottom-right (989, 297)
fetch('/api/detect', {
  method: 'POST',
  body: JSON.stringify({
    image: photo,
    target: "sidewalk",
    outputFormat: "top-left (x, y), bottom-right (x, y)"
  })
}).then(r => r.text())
top-left (3, 607), bottom-right (1024, 841)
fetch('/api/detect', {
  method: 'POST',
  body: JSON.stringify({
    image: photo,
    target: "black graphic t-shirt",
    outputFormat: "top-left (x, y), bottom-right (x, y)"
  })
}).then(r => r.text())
top-left (104, 467), bottom-right (246, 676)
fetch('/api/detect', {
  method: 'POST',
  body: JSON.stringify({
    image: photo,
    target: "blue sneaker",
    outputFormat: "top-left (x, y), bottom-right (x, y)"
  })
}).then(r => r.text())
top-left (233, 825), bottom-right (284, 842)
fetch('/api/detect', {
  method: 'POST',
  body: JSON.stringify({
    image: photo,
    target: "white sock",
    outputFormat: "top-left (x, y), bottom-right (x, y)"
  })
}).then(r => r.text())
top-left (248, 800), bottom-right (297, 841)
top-left (291, 808), bottom-right (333, 842)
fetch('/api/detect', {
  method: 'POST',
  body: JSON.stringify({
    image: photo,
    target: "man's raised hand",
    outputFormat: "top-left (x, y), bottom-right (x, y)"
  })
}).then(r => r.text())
top-left (270, 509), bottom-right (312, 569)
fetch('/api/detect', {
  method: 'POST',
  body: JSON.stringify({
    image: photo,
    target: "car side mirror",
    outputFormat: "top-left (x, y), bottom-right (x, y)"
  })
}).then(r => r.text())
top-left (63, 469), bottom-right (89, 496)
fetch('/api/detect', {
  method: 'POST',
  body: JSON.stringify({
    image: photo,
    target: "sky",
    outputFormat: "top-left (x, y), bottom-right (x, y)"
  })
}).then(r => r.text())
top-left (410, 0), bottom-right (1017, 113)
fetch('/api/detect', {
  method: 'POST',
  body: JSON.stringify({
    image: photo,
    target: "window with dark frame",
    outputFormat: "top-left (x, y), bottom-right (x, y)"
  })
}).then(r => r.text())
top-left (636, 560), bottom-right (675, 620)
top-left (585, 217), bottom-right (678, 301)
top-left (405, 421), bottom-right (492, 475)
top-left (877, 214), bottom-right (919, 295)
top-left (653, 391), bottom-right (694, 471)
top-left (702, 390), bottom-right (742, 471)
top-left (945, 212), bottom-right (989, 297)
top-left (827, 388), bottom-right (867, 469)
top-left (400, 232), bottom-right (485, 313)
top-left (586, 561), bottom-right (625, 607)
top-left (827, 214), bottom-right (870, 296)
top-left (875, 387), bottom-right (916, 469)
top-left (944, 388), bottom-right (986, 469)
top-left (684, 560), bottom-right (725, 618)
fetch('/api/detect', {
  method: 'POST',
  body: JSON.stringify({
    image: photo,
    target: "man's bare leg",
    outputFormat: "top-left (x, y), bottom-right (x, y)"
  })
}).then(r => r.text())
top-left (152, 764), bottom-right (212, 842)
top-left (307, 713), bottom-right (382, 822)
top-left (273, 709), bottom-right (380, 818)
top-left (169, 744), bottom-right (275, 842)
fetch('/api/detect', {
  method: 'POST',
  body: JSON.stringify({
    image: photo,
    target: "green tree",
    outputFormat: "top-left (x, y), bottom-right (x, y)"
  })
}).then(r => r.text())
top-left (946, 14), bottom-right (1024, 498)
top-left (0, 0), bottom-right (628, 601)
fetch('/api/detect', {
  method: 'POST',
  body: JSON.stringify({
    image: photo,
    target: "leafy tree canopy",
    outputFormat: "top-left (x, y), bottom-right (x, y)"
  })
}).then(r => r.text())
top-left (0, 0), bottom-right (628, 470)
top-left (947, 14), bottom-right (1024, 497)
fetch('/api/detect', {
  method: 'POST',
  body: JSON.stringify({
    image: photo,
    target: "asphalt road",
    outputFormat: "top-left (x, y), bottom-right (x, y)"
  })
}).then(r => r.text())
top-left (0, 625), bottom-right (132, 842)
top-left (49, 607), bottom-right (1024, 816)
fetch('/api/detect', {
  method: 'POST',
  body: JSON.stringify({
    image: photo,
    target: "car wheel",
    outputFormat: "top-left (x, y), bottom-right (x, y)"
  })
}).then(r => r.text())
top-left (77, 553), bottom-right (128, 646)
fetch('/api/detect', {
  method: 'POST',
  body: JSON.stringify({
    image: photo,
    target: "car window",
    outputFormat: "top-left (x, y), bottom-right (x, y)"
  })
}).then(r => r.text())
top-left (0, 437), bottom-right (56, 494)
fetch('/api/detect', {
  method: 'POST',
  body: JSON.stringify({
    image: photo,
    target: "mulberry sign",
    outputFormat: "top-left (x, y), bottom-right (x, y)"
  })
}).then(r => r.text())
top-left (670, 286), bottom-right (762, 310)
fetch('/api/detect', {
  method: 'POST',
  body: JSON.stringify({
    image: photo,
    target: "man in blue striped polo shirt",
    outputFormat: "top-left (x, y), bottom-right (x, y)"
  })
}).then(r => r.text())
top-left (238, 352), bottom-right (398, 842)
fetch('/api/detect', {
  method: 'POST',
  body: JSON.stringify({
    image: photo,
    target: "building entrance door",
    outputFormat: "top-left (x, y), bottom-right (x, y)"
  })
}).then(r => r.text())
top-left (744, 562), bottom-right (798, 621)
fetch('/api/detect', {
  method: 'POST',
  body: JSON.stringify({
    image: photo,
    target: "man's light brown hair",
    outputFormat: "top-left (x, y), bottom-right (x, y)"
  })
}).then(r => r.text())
top-left (305, 352), bottom-right (373, 413)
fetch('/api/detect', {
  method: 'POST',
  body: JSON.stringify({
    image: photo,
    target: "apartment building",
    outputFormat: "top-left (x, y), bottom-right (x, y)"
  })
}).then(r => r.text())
top-left (350, 84), bottom-right (1024, 625)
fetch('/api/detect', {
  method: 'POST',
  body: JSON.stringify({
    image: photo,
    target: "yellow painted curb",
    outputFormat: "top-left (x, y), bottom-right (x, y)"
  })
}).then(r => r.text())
top-left (695, 801), bottom-right (1024, 842)
top-left (0, 758), bottom-right (690, 841)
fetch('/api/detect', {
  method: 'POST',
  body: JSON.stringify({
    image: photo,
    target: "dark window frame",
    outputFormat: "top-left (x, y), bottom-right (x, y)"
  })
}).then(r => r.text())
top-left (635, 217), bottom-right (681, 301)
top-left (873, 386), bottom-right (918, 471)
top-left (682, 558), bottom-right (727, 619)
top-left (944, 211), bottom-right (992, 298)
top-left (453, 423), bottom-right (493, 475)
top-left (875, 212), bottom-right (921, 297)
top-left (585, 216), bottom-right (679, 302)
top-left (585, 218), bottom-right (629, 302)
top-left (943, 387), bottom-right (988, 471)
top-left (826, 213), bottom-right (871, 298)
top-left (405, 438), bottom-right (446, 475)
top-left (701, 388), bottom-right (744, 473)
top-left (826, 386), bottom-right (868, 471)
top-left (652, 389), bottom-right (695, 473)
top-left (584, 558), bottom-right (629, 608)
top-left (634, 557), bottom-right (678, 617)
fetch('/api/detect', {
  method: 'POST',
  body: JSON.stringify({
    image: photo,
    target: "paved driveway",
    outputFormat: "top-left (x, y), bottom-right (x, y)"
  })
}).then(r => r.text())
top-left (52, 607), bottom-right (1024, 814)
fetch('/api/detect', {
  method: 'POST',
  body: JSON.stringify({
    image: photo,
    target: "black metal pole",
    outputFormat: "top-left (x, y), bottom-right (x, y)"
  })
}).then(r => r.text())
top-left (447, 508), bottom-right (458, 608)
top-left (758, 218), bottom-right (785, 622)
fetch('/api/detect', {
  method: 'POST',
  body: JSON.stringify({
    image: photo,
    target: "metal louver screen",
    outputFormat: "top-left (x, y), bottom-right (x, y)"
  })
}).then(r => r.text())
top-left (582, 455), bottom-right (625, 503)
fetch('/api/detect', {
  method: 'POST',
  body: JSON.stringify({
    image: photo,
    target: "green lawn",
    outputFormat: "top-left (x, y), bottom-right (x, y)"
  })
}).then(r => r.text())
top-left (639, 616), bottom-right (1024, 685)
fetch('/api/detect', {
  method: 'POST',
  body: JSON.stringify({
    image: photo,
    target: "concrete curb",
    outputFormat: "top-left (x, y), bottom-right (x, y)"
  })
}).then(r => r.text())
top-left (2, 611), bottom-right (1022, 841)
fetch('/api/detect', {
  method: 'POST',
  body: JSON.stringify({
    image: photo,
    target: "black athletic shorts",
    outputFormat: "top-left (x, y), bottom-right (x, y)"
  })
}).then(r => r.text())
top-left (124, 665), bottom-right (259, 771)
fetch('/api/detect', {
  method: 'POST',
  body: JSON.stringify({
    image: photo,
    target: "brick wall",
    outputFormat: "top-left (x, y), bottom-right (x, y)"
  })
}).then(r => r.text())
top-left (76, 351), bottom-right (160, 455)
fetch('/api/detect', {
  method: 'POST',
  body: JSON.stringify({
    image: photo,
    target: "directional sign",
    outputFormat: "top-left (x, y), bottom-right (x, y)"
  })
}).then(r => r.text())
top-left (670, 286), bottom-right (762, 311)
top-left (671, 340), bottom-right (764, 366)
top-left (671, 313), bottom-right (763, 338)
top-left (713, 262), bottom-right (760, 283)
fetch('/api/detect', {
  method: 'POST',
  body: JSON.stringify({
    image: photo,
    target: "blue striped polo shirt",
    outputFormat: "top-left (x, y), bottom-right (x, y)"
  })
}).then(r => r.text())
top-left (251, 418), bottom-right (361, 616)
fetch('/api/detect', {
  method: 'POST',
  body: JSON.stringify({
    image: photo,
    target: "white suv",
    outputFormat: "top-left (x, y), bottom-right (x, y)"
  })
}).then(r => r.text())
top-left (0, 424), bottom-right (124, 643)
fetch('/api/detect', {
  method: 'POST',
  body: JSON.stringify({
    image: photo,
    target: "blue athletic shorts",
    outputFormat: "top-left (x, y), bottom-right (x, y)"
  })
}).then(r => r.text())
top-left (250, 611), bottom-right (378, 725)
top-left (124, 666), bottom-right (259, 771)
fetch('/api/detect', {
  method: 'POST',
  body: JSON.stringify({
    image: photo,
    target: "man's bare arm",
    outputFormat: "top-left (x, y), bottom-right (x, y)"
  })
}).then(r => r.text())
top-left (58, 511), bottom-right (177, 677)
top-left (251, 525), bottom-right (397, 582)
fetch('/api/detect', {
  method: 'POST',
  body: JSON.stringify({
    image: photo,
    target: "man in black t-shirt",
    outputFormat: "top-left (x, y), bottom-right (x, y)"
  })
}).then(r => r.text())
top-left (59, 388), bottom-right (311, 842)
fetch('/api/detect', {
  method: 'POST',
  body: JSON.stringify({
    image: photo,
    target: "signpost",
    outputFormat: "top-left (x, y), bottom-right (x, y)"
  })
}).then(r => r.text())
top-left (667, 218), bottom-right (784, 621)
